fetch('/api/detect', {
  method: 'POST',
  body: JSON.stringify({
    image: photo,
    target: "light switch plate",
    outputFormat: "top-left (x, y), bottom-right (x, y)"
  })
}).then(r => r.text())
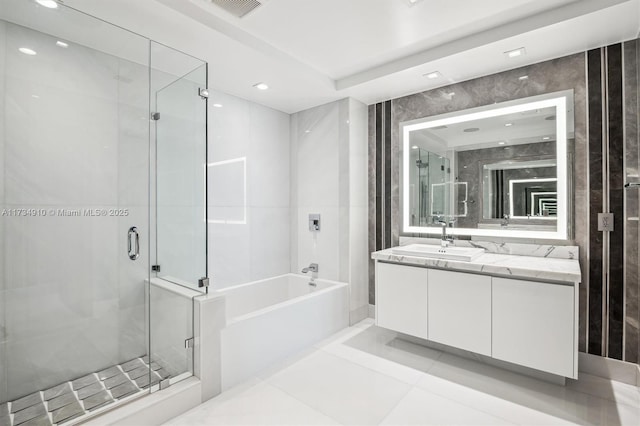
top-left (598, 213), bottom-right (614, 232)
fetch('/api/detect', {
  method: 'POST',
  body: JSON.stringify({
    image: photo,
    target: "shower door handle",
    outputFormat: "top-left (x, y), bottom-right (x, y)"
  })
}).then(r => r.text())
top-left (128, 226), bottom-right (140, 260)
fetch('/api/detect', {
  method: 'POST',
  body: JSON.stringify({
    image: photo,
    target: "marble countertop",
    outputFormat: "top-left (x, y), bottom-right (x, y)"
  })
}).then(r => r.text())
top-left (372, 246), bottom-right (581, 284)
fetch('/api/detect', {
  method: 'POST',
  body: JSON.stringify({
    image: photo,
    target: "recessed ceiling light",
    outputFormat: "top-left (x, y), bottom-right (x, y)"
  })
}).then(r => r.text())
top-left (543, 136), bottom-right (550, 140)
top-left (253, 82), bottom-right (269, 90)
top-left (408, 0), bottom-right (423, 5)
top-left (305, 130), bottom-right (311, 134)
top-left (56, 41), bottom-right (68, 48)
top-left (463, 127), bottom-right (480, 133)
top-left (498, 141), bottom-right (506, 145)
top-left (18, 47), bottom-right (37, 56)
top-left (212, 103), bottom-right (223, 108)
top-left (424, 71), bottom-right (441, 79)
top-left (505, 47), bottom-right (526, 59)
top-left (36, 0), bottom-right (58, 8)
top-left (412, 145), bottom-right (419, 149)
top-left (31, 94), bottom-right (39, 98)
top-left (519, 75), bottom-right (529, 80)
top-left (504, 123), bottom-right (513, 127)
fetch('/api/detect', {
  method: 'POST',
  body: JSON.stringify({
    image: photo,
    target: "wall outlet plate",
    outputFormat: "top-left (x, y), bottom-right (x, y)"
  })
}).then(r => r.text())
top-left (598, 213), bottom-right (614, 232)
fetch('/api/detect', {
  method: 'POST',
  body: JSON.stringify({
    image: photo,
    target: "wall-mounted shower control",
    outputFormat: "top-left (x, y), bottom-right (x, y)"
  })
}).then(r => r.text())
top-left (598, 213), bottom-right (614, 232)
top-left (309, 214), bottom-right (321, 231)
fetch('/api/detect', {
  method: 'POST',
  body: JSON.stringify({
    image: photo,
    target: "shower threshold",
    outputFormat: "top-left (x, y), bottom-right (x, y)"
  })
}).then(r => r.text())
top-left (0, 356), bottom-right (171, 426)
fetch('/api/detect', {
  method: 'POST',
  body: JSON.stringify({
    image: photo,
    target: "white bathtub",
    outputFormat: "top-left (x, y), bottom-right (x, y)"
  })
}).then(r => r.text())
top-left (215, 273), bottom-right (349, 390)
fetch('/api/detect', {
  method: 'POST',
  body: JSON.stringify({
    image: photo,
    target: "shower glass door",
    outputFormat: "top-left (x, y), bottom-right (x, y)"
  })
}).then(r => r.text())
top-left (148, 42), bottom-right (207, 387)
top-left (0, 0), bottom-right (152, 420)
top-left (154, 59), bottom-right (207, 289)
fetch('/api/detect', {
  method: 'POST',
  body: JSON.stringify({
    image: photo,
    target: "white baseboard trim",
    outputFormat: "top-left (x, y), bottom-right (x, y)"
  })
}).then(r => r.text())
top-left (578, 352), bottom-right (640, 387)
top-left (84, 377), bottom-right (202, 425)
top-left (350, 305), bottom-right (369, 325)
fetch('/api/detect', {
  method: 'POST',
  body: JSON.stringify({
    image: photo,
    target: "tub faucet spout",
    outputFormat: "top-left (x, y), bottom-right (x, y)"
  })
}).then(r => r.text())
top-left (302, 263), bottom-right (319, 274)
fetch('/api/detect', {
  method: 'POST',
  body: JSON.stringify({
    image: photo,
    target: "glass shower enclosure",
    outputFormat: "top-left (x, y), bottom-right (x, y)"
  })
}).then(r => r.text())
top-left (0, 1), bottom-right (207, 424)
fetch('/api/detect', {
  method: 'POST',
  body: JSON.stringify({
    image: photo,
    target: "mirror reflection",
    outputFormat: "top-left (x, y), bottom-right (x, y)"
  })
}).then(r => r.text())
top-left (402, 91), bottom-right (573, 239)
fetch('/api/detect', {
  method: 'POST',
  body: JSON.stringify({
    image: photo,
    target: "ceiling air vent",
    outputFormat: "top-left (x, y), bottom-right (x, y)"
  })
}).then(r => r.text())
top-left (209, 0), bottom-right (264, 18)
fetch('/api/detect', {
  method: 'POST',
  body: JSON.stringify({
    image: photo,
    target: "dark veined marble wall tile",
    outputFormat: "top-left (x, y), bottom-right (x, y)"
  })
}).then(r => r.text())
top-left (607, 43), bottom-right (625, 360)
top-left (587, 48), bottom-right (604, 356)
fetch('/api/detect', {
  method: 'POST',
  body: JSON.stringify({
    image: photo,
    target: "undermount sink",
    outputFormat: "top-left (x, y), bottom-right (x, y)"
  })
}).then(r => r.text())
top-left (391, 244), bottom-right (485, 262)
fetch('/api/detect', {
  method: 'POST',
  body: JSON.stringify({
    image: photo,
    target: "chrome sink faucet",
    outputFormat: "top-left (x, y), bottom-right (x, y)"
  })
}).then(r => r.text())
top-left (439, 221), bottom-right (454, 249)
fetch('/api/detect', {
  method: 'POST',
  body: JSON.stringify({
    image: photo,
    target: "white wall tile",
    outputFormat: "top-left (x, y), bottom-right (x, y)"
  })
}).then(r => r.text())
top-left (249, 207), bottom-right (290, 281)
top-left (291, 102), bottom-right (341, 282)
top-left (209, 220), bottom-right (251, 288)
top-left (194, 294), bottom-right (225, 402)
top-left (348, 99), bottom-right (369, 321)
top-left (294, 103), bottom-right (340, 208)
top-left (5, 77), bottom-right (119, 206)
top-left (295, 207), bottom-right (340, 280)
top-left (291, 98), bottom-right (370, 321)
top-left (248, 103), bottom-right (290, 208)
top-left (208, 90), bottom-right (290, 289)
top-left (4, 25), bottom-right (119, 103)
top-left (209, 91), bottom-right (251, 162)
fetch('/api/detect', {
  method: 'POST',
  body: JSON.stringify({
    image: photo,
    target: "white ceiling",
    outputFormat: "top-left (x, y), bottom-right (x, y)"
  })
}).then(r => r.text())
top-left (49, 0), bottom-right (640, 112)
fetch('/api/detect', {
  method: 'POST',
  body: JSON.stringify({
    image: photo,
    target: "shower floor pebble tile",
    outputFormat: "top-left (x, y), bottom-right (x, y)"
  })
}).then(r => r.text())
top-left (166, 319), bottom-right (640, 426)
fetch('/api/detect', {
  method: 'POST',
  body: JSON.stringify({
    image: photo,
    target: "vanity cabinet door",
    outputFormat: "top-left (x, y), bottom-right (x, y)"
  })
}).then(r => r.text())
top-left (427, 269), bottom-right (492, 356)
top-left (492, 277), bottom-right (576, 378)
top-left (376, 262), bottom-right (428, 339)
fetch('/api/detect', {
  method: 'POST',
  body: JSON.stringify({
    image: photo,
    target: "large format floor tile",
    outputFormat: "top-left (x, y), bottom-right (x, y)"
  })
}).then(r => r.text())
top-left (380, 387), bottom-right (514, 425)
top-left (166, 320), bottom-right (640, 426)
top-left (266, 351), bottom-right (412, 425)
top-left (164, 381), bottom-right (339, 426)
top-left (416, 373), bottom-right (579, 425)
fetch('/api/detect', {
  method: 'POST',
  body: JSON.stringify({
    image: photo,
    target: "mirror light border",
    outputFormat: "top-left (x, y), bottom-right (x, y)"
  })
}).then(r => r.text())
top-left (402, 91), bottom-right (570, 240)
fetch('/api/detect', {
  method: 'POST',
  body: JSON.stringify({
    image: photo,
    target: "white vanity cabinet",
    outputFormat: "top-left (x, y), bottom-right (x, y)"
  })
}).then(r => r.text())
top-left (374, 258), bottom-right (579, 379)
top-left (376, 262), bottom-right (428, 339)
top-left (427, 269), bottom-right (492, 356)
top-left (492, 277), bottom-right (577, 378)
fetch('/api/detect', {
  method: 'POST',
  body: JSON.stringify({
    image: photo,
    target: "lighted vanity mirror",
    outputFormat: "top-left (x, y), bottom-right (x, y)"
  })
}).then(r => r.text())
top-left (402, 90), bottom-right (573, 239)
